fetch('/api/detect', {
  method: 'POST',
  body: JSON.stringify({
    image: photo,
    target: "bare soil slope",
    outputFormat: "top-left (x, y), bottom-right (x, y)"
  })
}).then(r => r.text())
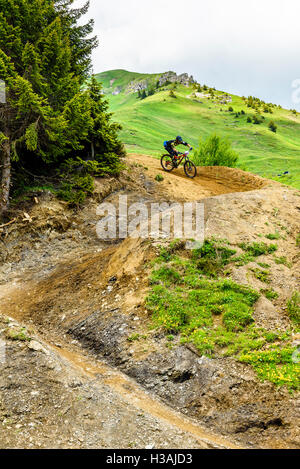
top-left (128, 153), bottom-right (269, 202)
top-left (0, 156), bottom-right (299, 449)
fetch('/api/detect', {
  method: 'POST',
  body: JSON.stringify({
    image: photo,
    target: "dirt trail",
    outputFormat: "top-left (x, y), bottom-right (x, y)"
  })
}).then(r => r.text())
top-left (0, 155), bottom-right (299, 449)
top-left (128, 153), bottom-right (270, 201)
top-left (54, 344), bottom-right (241, 449)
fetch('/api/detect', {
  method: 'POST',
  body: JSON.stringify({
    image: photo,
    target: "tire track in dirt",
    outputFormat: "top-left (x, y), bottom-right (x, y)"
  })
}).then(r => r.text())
top-left (127, 153), bottom-right (270, 202)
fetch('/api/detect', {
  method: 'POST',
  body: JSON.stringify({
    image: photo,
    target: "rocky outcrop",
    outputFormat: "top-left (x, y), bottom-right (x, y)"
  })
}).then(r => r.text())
top-left (112, 86), bottom-right (122, 95)
top-left (219, 94), bottom-right (233, 104)
top-left (125, 71), bottom-right (195, 94)
top-left (126, 80), bottom-right (148, 93)
top-left (158, 71), bottom-right (195, 87)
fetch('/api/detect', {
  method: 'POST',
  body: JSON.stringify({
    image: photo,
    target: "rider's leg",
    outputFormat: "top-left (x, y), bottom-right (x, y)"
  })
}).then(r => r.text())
top-left (166, 146), bottom-right (178, 159)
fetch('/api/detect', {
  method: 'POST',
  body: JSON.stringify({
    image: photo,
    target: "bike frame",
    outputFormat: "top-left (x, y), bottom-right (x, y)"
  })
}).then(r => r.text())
top-left (172, 151), bottom-right (191, 166)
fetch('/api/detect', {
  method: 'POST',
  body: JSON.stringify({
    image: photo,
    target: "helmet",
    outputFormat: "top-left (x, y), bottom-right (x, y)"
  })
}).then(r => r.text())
top-left (176, 136), bottom-right (183, 142)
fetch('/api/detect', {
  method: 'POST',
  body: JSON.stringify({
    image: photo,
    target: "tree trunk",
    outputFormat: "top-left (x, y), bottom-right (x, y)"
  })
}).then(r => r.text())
top-left (0, 141), bottom-right (11, 216)
top-left (91, 140), bottom-right (95, 160)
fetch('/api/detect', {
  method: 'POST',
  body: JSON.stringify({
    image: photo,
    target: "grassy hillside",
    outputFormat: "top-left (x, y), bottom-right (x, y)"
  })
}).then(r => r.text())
top-left (95, 70), bottom-right (300, 189)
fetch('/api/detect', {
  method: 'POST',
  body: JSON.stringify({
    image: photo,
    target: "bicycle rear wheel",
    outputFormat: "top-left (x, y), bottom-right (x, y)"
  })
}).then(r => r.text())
top-left (184, 160), bottom-right (197, 178)
top-left (161, 154), bottom-right (175, 172)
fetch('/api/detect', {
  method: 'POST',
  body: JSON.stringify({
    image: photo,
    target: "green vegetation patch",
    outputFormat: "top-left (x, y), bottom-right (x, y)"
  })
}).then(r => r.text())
top-left (239, 348), bottom-right (299, 390)
top-left (239, 241), bottom-right (277, 256)
top-left (231, 253), bottom-right (255, 266)
top-left (146, 239), bottom-right (299, 391)
top-left (260, 288), bottom-right (279, 300)
top-left (273, 256), bottom-right (292, 268)
top-left (251, 267), bottom-right (271, 283)
top-left (265, 232), bottom-right (280, 240)
top-left (5, 327), bottom-right (31, 342)
top-left (287, 292), bottom-right (300, 325)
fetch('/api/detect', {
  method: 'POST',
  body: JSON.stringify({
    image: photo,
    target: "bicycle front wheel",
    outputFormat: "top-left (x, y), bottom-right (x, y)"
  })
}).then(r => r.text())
top-left (184, 160), bottom-right (197, 178)
top-left (161, 154), bottom-right (175, 172)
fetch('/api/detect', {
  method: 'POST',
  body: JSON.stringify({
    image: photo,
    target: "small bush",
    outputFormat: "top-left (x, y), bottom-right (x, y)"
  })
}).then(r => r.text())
top-left (247, 116), bottom-right (252, 123)
top-left (265, 232), bottom-right (280, 240)
top-left (231, 253), bottom-right (255, 266)
top-left (6, 327), bottom-right (31, 341)
top-left (252, 114), bottom-right (263, 124)
top-left (260, 289), bottom-right (278, 300)
top-left (127, 333), bottom-right (147, 342)
top-left (287, 292), bottom-right (300, 325)
top-left (251, 268), bottom-right (271, 283)
top-left (57, 156), bottom-right (123, 206)
top-left (155, 174), bottom-right (164, 182)
top-left (273, 256), bottom-right (291, 267)
top-left (192, 133), bottom-right (239, 167)
top-left (268, 121), bottom-right (277, 133)
top-left (239, 241), bottom-right (277, 256)
top-left (257, 262), bottom-right (271, 269)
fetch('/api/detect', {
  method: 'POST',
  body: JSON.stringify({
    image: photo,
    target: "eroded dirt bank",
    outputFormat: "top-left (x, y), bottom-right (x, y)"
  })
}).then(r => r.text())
top-left (0, 155), bottom-right (299, 448)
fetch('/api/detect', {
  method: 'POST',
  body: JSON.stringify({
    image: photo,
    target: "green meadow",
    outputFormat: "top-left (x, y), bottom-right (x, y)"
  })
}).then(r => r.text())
top-left (96, 69), bottom-right (300, 189)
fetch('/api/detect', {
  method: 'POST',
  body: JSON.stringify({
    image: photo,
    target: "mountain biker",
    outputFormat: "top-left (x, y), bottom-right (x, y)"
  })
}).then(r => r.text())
top-left (163, 136), bottom-right (193, 160)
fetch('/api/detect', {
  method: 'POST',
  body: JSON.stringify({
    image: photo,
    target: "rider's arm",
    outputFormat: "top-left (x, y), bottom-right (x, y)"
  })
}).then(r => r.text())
top-left (183, 142), bottom-right (193, 149)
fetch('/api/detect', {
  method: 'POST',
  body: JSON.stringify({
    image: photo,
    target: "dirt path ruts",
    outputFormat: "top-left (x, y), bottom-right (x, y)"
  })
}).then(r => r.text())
top-left (1, 155), bottom-right (295, 449)
top-left (53, 345), bottom-right (242, 449)
top-left (128, 153), bottom-right (269, 202)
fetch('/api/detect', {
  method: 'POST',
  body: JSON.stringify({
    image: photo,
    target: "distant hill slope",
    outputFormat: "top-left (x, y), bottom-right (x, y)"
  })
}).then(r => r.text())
top-left (95, 69), bottom-right (300, 189)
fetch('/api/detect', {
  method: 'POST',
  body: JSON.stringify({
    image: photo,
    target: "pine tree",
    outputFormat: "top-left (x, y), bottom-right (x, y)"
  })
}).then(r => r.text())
top-left (0, 0), bottom-right (120, 215)
top-left (0, 48), bottom-right (69, 213)
top-left (84, 76), bottom-right (125, 166)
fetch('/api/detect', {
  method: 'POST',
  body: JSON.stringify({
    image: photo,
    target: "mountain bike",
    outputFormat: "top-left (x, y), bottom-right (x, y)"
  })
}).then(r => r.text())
top-left (160, 150), bottom-right (197, 178)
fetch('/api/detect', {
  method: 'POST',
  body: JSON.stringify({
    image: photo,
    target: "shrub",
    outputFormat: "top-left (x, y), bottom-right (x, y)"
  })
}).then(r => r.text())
top-left (228, 106), bottom-right (234, 112)
top-left (251, 268), bottom-right (271, 283)
top-left (56, 156), bottom-right (124, 206)
top-left (223, 307), bottom-right (254, 332)
top-left (6, 327), bottom-right (31, 341)
top-left (287, 292), bottom-right (300, 325)
top-left (247, 116), bottom-right (252, 123)
top-left (239, 241), bottom-right (277, 256)
top-left (260, 289), bottom-right (278, 300)
top-left (155, 174), bottom-right (164, 182)
top-left (193, 133), bottom-right (239, 167)
top-left (265, 232), bottom-right (280, 240)
top-left (268, 121), bottom-right (277, 133)
top-left (252, 114), bottom-right (263, 124)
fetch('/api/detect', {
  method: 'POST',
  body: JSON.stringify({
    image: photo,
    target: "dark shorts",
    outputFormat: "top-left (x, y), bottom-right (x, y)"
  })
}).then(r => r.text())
top-left (164, 144), bottom-right (177, 157)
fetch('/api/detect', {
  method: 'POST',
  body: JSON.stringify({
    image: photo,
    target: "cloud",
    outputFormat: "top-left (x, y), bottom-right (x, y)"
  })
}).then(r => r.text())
top-left (74, 0), bottom-right (300, 109)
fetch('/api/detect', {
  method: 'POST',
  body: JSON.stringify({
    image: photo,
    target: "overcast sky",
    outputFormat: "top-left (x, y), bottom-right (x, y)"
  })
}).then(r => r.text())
top-left (75, 0), bottom-right (300, 110)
